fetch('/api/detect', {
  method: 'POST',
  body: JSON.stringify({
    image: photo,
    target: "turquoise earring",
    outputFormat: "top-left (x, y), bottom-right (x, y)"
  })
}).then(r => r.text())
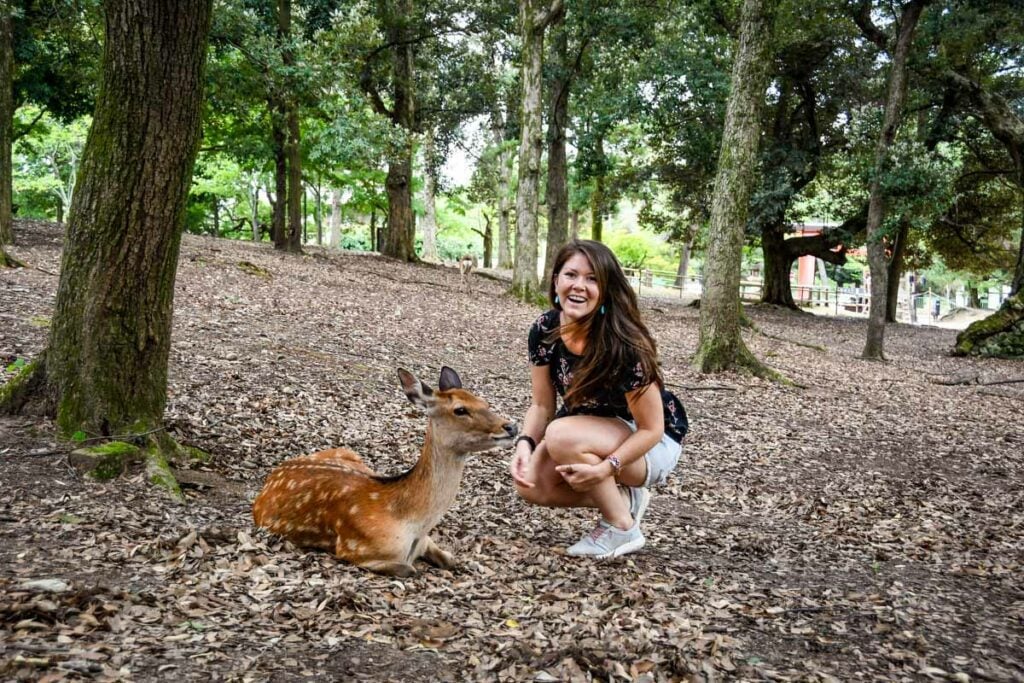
top-left (554, 294), bottom-right (560, 305)
top-left (600, 304), bottom-right (606, 314)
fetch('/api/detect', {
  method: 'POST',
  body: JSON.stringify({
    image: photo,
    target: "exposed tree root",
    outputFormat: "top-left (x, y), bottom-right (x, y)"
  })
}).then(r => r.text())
top-left (692, 337), bottom-right (796, 386)
top-left (1, 247), bottom-right (26, 268)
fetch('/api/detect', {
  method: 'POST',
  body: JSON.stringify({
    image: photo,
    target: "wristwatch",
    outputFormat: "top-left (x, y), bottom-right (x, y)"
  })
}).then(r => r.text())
top-left (606, 455), bottom-right (622, 476)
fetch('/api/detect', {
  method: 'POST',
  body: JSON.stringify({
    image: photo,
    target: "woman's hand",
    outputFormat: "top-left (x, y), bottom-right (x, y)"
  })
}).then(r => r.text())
top-left (555, 456), bottom-right (611, 492)
top-left (510, 442), bottom-right (535, 488)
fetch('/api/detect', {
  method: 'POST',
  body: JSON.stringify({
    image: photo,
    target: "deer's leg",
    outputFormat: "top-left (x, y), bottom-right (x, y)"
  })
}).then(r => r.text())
top-left (419, 536), bottom-right (456, 570)
top-left (358, 559), bottom-right (418, 577)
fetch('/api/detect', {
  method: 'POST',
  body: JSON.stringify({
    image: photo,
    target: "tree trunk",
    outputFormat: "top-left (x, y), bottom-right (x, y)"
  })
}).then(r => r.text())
top-left (0, 2), bottom-right (14, 254)
top-left (693, 0), bottom-right (777, 376)
top-left (590, 135), bottom-right (605, 243)
top-left (885, 216), bottom-right (910, 322)
top-left (420, 133), bottom-right (439, 261)
top-left (270, 102), bottom-right (287, 248)
top-left (251, 182), bottom-right (260, 241)
top-left (329, 189), bottom-right (342, 248)
top-left (211, 198), bottom-right (220, 237)
top-left (675, 239), bottom-right (692, 289)
top-left (493, 116), bottom-right (513, 269)
top-left (513, 0), bottom-right (563, 301)
top-left (379, 0), bottom-right (417, 262)
top-left (862, 0), bottom-right (928, 359)
top-left (570, 209), bottom-right (579, 240)
top-left (279, 0), bottom-right (302, 253)
top-left (4, 0), bottom-right (212, 495)
top-left (543, 19), bottom-right (569, 281)
top-left (760, 220), bottom-right (797, 308)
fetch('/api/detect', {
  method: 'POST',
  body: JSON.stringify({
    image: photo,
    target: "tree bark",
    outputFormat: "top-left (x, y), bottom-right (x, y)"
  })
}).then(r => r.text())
top-left (4, 0), bottom-right (212, 495)
top-left (279, 0), bottom-right (302, 253)
top-left (590, 134), bottom-right (605, 243)
top-left (420, 132), bottom-right (439, 261)
top-left (760, 220), bottom-right (797, 308)
top-left (0, 2), bottom-right (14, 254)
top-left (513, 0), bottom-right (563, 300)
top-left (543, 18), bottom-right (569, 280)
top-left (364, 0), bottom-right (418, 262)
top-left (885, 216), bottom-right (910, 322)
top-left (270, 101), bottom-right (287, 248)
top-left (329, 189), bottom-right (342, 248)
top-left (493, 115), bottom-right (513, 269)
top-left (693, 0), bottom-right (777, 375)
top-left (862, 0), bottom-right (929, 359)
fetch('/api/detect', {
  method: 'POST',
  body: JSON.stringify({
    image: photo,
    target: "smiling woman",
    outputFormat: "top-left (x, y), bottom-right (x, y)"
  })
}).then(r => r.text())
top-left (509, 240), bottom-right (688, 559)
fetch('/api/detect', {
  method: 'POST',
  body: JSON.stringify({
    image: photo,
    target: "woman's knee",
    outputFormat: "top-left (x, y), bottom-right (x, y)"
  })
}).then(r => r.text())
top-left (544, 421), bottom-right (606, 464)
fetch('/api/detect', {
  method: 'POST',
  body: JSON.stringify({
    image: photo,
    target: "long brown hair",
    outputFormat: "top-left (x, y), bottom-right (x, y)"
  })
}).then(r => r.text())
top-left (548, 240), bottom-right (662, 407)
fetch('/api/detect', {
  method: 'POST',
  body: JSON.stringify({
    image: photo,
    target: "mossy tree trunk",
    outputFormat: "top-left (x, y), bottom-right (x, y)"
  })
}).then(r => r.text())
top-left (420, 130), bottom-right (439, 261)
top-left (4, 0), bottom-right (213, 495)
top-left (513, 0), bottom-right (563, 301)
top-left (1, 2), bottom-right (15, 260)
top-left (693, 0), bottom-right (777, 376)
top-left (860, 0), bottom-right (929, 360)
top-left (493, 112), bottom-right (514, 269)
top-left (543, 19), bottom-right (569, 281)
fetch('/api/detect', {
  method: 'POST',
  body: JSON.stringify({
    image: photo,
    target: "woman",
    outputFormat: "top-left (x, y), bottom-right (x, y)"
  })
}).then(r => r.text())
top-left (510, 240), bottom-right (688, 558)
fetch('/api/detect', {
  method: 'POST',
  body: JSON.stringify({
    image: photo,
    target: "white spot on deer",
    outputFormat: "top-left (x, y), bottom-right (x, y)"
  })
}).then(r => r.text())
top-left (346, 539), bottom-right (358, 551)
top-left (349, 504), bottom-right (359, 515)
top-left (369, 492), bottom-right (380, 500)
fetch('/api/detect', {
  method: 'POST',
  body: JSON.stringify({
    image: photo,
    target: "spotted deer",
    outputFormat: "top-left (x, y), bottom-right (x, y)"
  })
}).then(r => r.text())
top-left (252, 367), bottom-right (517, 577)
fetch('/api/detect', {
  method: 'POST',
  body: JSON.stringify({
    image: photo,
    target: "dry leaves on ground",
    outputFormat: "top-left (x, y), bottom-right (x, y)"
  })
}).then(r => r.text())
top-left (1, 220), bottom-right (1022, 682)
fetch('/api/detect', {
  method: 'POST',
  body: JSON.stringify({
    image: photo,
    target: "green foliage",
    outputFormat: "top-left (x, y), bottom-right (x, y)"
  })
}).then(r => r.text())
top-left (11, 107), bottom-right (89, 220)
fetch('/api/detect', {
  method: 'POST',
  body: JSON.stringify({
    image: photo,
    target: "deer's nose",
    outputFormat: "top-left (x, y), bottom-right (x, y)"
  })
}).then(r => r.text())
top-left (503, 423), bottom-right (518, 438)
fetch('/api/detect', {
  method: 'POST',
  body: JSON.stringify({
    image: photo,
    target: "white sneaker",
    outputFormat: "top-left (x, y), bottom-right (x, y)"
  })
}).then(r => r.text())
top-left (566, 520), bottom-right (645, 559)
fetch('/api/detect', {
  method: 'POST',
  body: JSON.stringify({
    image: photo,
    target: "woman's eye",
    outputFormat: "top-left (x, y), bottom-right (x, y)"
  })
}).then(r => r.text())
top-left (454, 407), bottom-right (469, 416)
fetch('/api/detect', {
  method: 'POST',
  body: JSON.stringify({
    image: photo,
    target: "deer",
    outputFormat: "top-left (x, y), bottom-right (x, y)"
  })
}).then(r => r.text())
top-left (252, 367), bottom-right (517, 577)
top-left (458, 252), bottom-right (475, 290)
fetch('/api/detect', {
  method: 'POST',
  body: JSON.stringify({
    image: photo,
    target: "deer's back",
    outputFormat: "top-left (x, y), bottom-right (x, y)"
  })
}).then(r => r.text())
top-left (252, 449), bottom-right (410, 559)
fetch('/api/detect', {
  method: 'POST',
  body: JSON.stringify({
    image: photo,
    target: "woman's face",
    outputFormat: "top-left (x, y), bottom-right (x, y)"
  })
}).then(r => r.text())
top-left (555, 253), bottom-right (600, 321)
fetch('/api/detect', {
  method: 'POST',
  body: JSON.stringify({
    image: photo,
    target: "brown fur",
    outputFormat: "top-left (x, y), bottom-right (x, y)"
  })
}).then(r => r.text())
top-left (252, 368), bottom-right (516, 577)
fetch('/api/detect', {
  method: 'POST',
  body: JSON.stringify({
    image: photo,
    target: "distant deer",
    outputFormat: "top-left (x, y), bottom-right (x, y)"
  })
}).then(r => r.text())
top-left (458, 252), bottom-right (475, 290)
top-left (252, 367), bottom-right (516, 577)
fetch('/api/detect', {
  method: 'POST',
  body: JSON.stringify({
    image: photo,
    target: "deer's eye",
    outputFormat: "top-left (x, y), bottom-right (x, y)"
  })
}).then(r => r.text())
top-left (453, 406), bottom-right (469, 416)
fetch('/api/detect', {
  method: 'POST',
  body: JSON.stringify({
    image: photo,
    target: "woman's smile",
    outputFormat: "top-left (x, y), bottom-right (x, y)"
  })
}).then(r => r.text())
top-left (556, 253), bottom-right (600, 320)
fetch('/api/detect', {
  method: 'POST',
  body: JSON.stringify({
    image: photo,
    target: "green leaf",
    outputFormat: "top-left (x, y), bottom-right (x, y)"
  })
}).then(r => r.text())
top-left (72, 431), bottom-right (88, 443)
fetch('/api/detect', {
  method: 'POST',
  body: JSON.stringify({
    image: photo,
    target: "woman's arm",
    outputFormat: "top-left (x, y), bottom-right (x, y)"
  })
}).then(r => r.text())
top-left (510, 364), bottom-right (557, 488)
top-left (607, 384), bottom-right (664, 471)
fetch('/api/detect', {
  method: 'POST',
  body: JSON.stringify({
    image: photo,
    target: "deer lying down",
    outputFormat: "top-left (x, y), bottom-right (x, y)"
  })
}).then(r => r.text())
top-left (252, 367), bottom-right (517, 577)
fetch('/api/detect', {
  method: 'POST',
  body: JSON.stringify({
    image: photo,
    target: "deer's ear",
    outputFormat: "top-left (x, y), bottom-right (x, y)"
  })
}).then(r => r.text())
top-left (398, 368), bottom-right (434, 409)
top-left (438, 367), bottom-right (462, 391)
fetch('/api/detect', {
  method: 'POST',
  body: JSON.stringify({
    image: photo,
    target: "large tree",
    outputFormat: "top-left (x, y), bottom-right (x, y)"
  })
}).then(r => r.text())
top-left (512, 0), bottom-right (563, 301)
top-left (858, 0), bottom-right (930, 360)
top-left (1, 0), bottom-right (213, 494)
top-left (693, 0), bottom-right (777, 375)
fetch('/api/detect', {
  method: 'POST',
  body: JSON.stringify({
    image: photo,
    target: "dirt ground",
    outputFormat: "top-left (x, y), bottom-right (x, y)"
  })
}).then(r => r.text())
top-left (1, 220), bottom-right (1022, 682)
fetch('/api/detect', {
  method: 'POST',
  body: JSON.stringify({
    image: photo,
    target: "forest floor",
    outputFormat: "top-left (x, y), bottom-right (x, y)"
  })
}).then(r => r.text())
top-left (1, 220), bottom-right (1023, 682)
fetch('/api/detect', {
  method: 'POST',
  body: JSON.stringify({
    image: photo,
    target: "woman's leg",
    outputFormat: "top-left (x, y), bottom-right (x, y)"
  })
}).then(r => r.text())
top-left (541, 416), bottom-right (645, 530)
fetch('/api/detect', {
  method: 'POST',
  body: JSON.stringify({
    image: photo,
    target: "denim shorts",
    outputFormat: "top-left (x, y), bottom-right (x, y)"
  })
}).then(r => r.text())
top-left (618, 418), bottom-right (683, 487)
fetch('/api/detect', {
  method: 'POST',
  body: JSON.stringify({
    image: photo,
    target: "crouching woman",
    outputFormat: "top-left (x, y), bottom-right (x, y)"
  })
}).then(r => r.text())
top-left (509, 240), bottom-right (688, 558)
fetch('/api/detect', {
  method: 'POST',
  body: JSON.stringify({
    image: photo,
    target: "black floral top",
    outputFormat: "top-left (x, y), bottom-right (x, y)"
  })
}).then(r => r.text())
top-left (528, 309), bottom-right (688, 443)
